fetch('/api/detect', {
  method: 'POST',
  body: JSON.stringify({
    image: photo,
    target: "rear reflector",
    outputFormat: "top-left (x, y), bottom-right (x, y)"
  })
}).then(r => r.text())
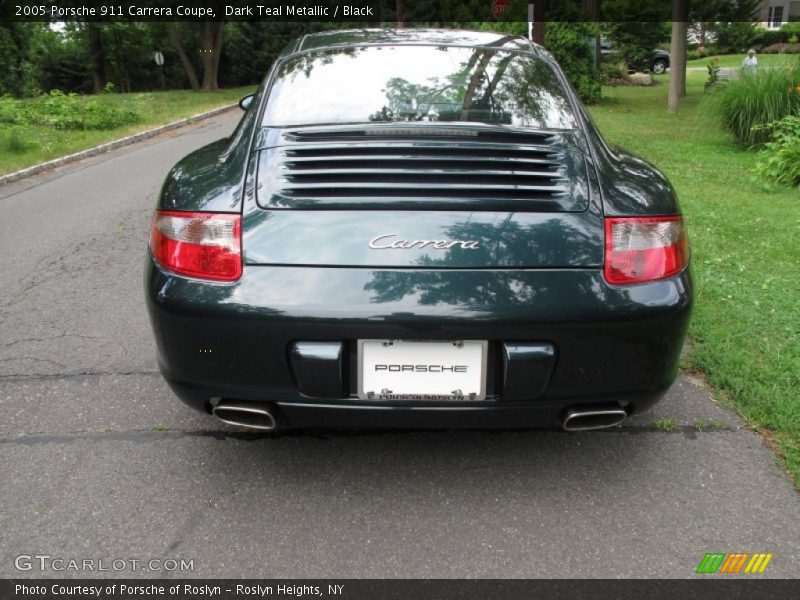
top-left (604, 216), bottom-right (689, 284)
top-left (149, 210), bottom-right (242, 281)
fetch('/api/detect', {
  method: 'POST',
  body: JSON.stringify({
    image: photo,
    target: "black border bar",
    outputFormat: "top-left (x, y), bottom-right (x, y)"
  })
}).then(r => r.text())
top-left (1, 0), bottom-right (762, 23)
top-left (4, 579), bottom-right (800, 600)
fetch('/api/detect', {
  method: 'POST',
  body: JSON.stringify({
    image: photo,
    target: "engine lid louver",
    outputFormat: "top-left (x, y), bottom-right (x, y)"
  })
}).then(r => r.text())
top-left (255, 125), bottom-right (589, 212)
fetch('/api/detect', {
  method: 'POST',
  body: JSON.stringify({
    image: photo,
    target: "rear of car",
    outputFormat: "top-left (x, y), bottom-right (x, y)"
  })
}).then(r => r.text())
top-left (146, 31), bottom-right (691, 431)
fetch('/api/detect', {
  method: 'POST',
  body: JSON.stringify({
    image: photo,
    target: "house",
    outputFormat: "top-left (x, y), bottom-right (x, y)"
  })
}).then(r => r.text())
top-left (758, 1), bottom-right (800, 29)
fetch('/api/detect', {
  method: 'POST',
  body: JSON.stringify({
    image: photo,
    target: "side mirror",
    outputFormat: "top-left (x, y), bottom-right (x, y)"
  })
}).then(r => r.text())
top-left (239, 94), bottom-right (254, 111)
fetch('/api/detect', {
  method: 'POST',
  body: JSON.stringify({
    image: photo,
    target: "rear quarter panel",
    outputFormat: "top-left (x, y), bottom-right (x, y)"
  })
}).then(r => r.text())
top-left (575, 105), bottom-right (681, 216)
top-left (157, 83), bottom-right (264, 213)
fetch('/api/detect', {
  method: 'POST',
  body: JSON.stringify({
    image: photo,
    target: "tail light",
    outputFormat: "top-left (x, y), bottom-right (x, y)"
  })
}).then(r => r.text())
top-left (149, 210), bottom-right (242, 281)
top-left (604, 216), bottom-right (689, 285)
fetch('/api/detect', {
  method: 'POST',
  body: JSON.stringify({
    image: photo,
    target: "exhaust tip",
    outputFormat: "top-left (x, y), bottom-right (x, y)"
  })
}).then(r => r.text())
top-left (563, 407), bottom-right (627, 432)
top-left (212, 402), bottom-right (276, 431)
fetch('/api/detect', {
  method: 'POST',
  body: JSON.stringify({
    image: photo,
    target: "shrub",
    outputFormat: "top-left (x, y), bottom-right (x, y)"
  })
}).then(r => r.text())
top-left (780, 22), bottom-right (800, 36)
top-left (752, 29), bottom-right (792, 48)
top-left (602, 5), bottom-right (670, 70)
top-left (705, 62), bottom-right (800, 147)
top-left (715, 22), bottom-right (759, 54)
top-left (600, 59), bottom-right (628, 83)
top-left (754, 112), bottom-right (800, 187)
top-left (0, 90), bottom-right (139, 130)
top-left (0, 94), bottom-right (24, 124)
top-left (687, 46), bottom-right (719, 61)
top-left (0, 125), bottom-right (35, 153)
top-left (545, 22), bottom-right (602, 103)
top-left (761, 43), bottom-right (800, 54)
top-left (704, 57), bottom-right (721, 92)
top-left (687, 48), bottom-right (707, 61)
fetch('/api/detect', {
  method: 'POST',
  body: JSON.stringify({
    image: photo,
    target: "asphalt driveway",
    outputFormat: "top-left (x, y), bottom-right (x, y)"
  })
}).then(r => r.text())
top-left (0, 111), bottom-right (797, 578)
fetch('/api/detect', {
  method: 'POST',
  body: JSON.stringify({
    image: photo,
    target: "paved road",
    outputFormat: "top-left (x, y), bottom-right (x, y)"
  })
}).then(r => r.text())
top-left (0, 112), bottom-right (798, 579)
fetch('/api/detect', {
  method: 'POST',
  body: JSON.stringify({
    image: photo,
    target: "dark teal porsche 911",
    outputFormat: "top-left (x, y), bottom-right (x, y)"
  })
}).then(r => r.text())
top-left (145, 29), bottom-right (691, 432)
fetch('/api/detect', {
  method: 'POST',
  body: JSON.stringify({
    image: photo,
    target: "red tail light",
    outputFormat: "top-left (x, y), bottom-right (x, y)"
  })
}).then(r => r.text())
top-left (604, 216), bottom-right (689, 284)
top-left (149, 210), bottom-right (242, 281)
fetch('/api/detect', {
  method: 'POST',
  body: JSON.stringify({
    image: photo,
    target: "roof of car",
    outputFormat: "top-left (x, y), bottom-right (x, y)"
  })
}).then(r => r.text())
top-left (287, 28), bottom-right (536, 56)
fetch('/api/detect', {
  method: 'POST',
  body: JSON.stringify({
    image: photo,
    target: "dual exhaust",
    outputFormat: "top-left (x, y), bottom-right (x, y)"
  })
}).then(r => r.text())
top-left (212, 401), bottom-right (276, 431)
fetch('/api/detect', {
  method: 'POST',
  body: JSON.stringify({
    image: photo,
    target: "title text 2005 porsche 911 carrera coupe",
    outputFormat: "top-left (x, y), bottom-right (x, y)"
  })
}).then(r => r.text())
top-left (145, 29), bottom-right (691, 432)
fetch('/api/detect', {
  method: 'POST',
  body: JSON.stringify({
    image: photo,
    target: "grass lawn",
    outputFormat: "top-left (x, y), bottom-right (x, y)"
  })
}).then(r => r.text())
top-left (588, 72), bottom-right (799, 485)
top-left (0, 86), bottom-right (256, 176)
top-left (687, 53), bottom-right (800, 69)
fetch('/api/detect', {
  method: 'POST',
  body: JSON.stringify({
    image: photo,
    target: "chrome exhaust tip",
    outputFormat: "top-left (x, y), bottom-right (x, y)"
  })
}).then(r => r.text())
top-left (562, 407), bottom-right (627, 432)
top-left (212, 402), bottom-right (276, 431)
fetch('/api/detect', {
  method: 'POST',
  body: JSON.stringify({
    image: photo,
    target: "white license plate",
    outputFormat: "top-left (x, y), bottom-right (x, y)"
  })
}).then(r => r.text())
top-left (357, 340), bottom-right (487, 401)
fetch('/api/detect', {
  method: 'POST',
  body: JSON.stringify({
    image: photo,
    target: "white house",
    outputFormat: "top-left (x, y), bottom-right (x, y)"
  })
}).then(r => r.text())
top-left (758, 1), bottom-right (800, 29)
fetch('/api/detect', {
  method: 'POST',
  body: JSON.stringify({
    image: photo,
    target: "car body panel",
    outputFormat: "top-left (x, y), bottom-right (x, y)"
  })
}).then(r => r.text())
top-left (147, 260), bottom-right (691, 424)
top-left (241, 210), bottom-right (604, 268)
top-left (146, 29), bottom-right (692, 430)
top-left (567, 98), bottom-right (681, 216)
top-left (157, 81), bottom-right (265, 214)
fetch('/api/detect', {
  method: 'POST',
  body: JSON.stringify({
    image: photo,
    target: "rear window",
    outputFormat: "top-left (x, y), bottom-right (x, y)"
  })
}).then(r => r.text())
top-left (262, 45), bottom-right (577, 129)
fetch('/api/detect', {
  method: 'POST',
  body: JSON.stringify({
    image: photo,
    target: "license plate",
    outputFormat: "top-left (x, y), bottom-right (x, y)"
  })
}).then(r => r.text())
top-left (357, 340), bottom-right (487, 401)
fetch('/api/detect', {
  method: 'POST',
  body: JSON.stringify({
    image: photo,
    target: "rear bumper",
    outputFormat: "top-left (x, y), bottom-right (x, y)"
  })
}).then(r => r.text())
top-left (146, 259), bottom-right (692, 429)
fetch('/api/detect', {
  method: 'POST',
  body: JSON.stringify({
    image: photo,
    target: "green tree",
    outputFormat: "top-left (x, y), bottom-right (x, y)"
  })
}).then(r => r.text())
top-left (0, 23), bottom-right (33, 96)
top-left (602, 1), bottom-right (670, 69)
top-left (692, 0), bottom-right (761, 22)
top-left (83, 23), bottom-right (107, 93)
top-left (485, 1), bottom-right (601, 102)
top-left (546, 21), bottom-right (602, 103)
top-left (714, 22), bottom-right (759, 54)
top-left (219, 22), bottom-right (345, 88)
top-left (200, 21), bottom-right (223, 90)
top-left (168, 23), bottom-right (201, 91)
top-left (34, 24), bottom-right (92, 94)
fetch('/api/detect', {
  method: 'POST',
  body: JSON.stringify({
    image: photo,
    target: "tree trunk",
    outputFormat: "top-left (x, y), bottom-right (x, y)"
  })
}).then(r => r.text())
top-left (112, 28), bottom-right (130, 93)
top-left (582, 0), bottom-right (601, 70)
top-left (532, 0), bottom-right (547, 46)
top-left (87, 24), bottom-right (106, 93)
top-left (396, 0), bottom-right (405, 28)
top-left (201, 21), bottom-right (223, 91)
top-left (668, 0), bottom-right (688, 114)
top-left (169, 23), bottom-right (200, 91)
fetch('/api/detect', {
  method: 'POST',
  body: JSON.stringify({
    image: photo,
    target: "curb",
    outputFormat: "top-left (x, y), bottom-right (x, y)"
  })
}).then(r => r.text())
top-left (0, 103), bottom-right (238, 187)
